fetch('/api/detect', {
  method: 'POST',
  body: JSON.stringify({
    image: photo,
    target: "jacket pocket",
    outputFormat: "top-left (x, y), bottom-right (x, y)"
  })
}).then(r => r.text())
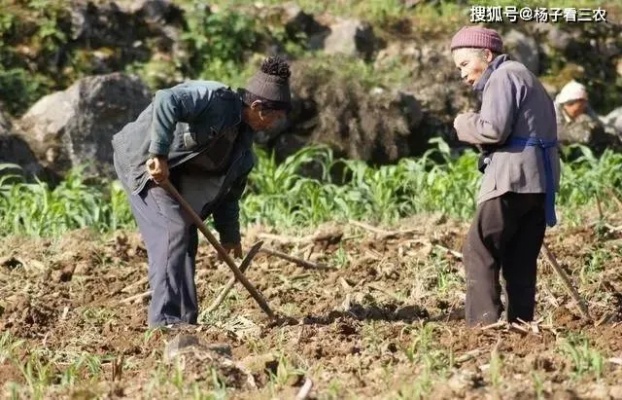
top-left (171, 122), bottom-right (193, 151)
top-left (172, 122), bottom-right (218, 151)
top-left (183, 121), bottom-right (230, 150)
top-left (182, 130), bottom-right (198, 148)
top-left (480, 154), bottom-right (497, 193)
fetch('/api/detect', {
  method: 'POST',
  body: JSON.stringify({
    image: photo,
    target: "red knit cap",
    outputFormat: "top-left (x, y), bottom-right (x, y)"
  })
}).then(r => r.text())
top-left (450, 26), bottom-right (503, 53)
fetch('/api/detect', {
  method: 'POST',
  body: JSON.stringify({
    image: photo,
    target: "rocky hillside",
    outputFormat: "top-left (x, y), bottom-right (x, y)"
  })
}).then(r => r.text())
top-left (0, 0), bottom-right (621, 179)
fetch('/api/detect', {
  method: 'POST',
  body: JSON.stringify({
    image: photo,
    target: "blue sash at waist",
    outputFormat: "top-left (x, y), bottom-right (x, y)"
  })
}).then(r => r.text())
top-left (505, 136), bottom-right (557, 227)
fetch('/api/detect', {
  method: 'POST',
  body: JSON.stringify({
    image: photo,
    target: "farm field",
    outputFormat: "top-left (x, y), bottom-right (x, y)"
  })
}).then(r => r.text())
top-left (1, 147), bottom-right (622, 399)
top-left (1, 0), bottom-right (622, 398)
top-left (1, 213), bottom-right (621, 399)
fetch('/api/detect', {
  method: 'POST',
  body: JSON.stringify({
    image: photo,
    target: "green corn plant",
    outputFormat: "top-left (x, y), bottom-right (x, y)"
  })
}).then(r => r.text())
top-left (15, 351), bottom-right (59, 399)
top-left (558, 334), bottom-right (606, 378)
top-left (0, 167), bottom-right (134, 236)
top-left (0, 331), bottom-right (24, 363)
top-left (532, 370), bottom-right (545, 399)
top-left (579, 248), bottom-right (609, 286)
top-left (171, 359), bottom-right (186, 393)
top-left (558, 145), bottom-right (622, 208)
top-left (489, 342), bottom-right (503, 389)
top-left (2, 140), bottom-right (620, 237)
top-left (267, 353), bottom-right (307, 392)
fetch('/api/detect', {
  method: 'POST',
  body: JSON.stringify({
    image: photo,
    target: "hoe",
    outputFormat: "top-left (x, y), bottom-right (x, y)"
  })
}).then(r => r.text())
top-left (160, 179), bottom-right (276, 320)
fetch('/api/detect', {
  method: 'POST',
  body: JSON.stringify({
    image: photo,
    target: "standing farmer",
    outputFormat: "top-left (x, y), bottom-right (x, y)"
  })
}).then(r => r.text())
top-left (112, 57), bottom-right (292, 328)
top-left (450, 27), bottom-right (560, 326)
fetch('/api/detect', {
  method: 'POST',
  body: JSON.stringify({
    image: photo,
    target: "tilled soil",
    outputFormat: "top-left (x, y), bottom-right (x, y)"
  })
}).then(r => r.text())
top-left (1, 213), bottom-right (621, 399)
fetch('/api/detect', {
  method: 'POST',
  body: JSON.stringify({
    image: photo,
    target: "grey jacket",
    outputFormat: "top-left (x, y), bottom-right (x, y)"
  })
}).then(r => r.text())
top-left (112, 80), bottom-right (255, 244)
top-left (454, 55), bottom-right (561, 206)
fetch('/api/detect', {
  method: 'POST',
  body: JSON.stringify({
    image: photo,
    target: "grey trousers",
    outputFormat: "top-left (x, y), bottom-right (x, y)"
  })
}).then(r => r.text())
top-left (128, 181), bottom-right (199, 327)
top-left (462, 192), bottom-right (546, 327)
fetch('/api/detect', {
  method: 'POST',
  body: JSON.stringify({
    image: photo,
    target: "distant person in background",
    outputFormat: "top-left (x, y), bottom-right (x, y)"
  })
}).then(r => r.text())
top-left (111, 56), bottom-right (292, 328)
top-left (449, 26), bottom-right (560, 327)
top-left (554, 80), bottom-right (621, 153)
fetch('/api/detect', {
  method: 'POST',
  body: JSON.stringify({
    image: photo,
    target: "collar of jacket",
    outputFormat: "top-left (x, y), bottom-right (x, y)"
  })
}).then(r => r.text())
top-left (473, 53), bottom-right (510, 93)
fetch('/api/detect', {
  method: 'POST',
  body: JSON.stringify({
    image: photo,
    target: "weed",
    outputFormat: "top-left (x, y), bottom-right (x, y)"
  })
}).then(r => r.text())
top-left (0, 332), bottom-right (24, 363)
top-left (268, 353), bottom-right (306, 392)
top-left (558, 333), bottom-right (606, 378)
top-left (489, 341), bottom-right (503, 389)
top-left (579, 248), bottom-right (610, 286)
top-left (532, 370), bottom-right (546, 399)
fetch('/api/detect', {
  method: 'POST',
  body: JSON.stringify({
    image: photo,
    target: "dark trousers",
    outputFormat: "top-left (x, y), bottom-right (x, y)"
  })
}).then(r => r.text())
top-left (463, 192), bottom-right (546, 326)
top-left (127, 181), bottom-right (199, 327)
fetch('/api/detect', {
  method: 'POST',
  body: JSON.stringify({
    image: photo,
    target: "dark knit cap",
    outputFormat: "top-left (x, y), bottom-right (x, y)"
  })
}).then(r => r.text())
top-left (245, 57), bottom-right (292, 107)
top-left (450, 26), bottom-right (503, 53)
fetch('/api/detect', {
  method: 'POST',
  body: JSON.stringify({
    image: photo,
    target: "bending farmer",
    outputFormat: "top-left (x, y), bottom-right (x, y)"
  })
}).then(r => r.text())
top-left (450, 27), bottom-right (561, 327)
top-left (112, 57), bottom-right (292, 328)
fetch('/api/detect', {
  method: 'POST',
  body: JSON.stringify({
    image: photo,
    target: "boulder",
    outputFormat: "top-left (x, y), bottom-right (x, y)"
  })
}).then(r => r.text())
top-left (71, 0), bottom-right (184, 45)
top-left (280, 3), bottom-right (327, 39)
top-left (70, 2), bottom-right (148, 61)
top-left (316, 19), bottom-right (376, 60)
top-left (278, 58), bottom-right (427, 165)
top-left (532, 24), bottom-right (575, 54)
top-left (275, 39), bottom-right (478, 163)
top-left (547, 27), bottom-right (574, 52)
top-left (0, 109), bottom-right (46, 180)
top-left (69, 0), bottom-right (185, 74)
top-left (17, 73), bottom-right (152, 177)
top-left (503, 29), bottom-right (540, 74)
top-left (375, 40), bottom-right (475, 148)
top-left (118, 0), bottom-right (186, 53)
top-left (119, 0), bottom-right (185, 25)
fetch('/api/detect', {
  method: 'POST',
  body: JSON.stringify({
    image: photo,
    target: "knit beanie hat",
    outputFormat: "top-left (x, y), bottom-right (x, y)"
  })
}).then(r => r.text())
top-left (245, 56), bottom-right (291, 108)
top-left (450, 26), bottom-right (503, 53)
top-left (555, 80), bottom-right (588, 104)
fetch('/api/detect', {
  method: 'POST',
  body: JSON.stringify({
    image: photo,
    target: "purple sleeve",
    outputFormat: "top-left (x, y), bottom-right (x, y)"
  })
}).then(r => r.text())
top-left (454, 71), bottom-right (518, 145)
